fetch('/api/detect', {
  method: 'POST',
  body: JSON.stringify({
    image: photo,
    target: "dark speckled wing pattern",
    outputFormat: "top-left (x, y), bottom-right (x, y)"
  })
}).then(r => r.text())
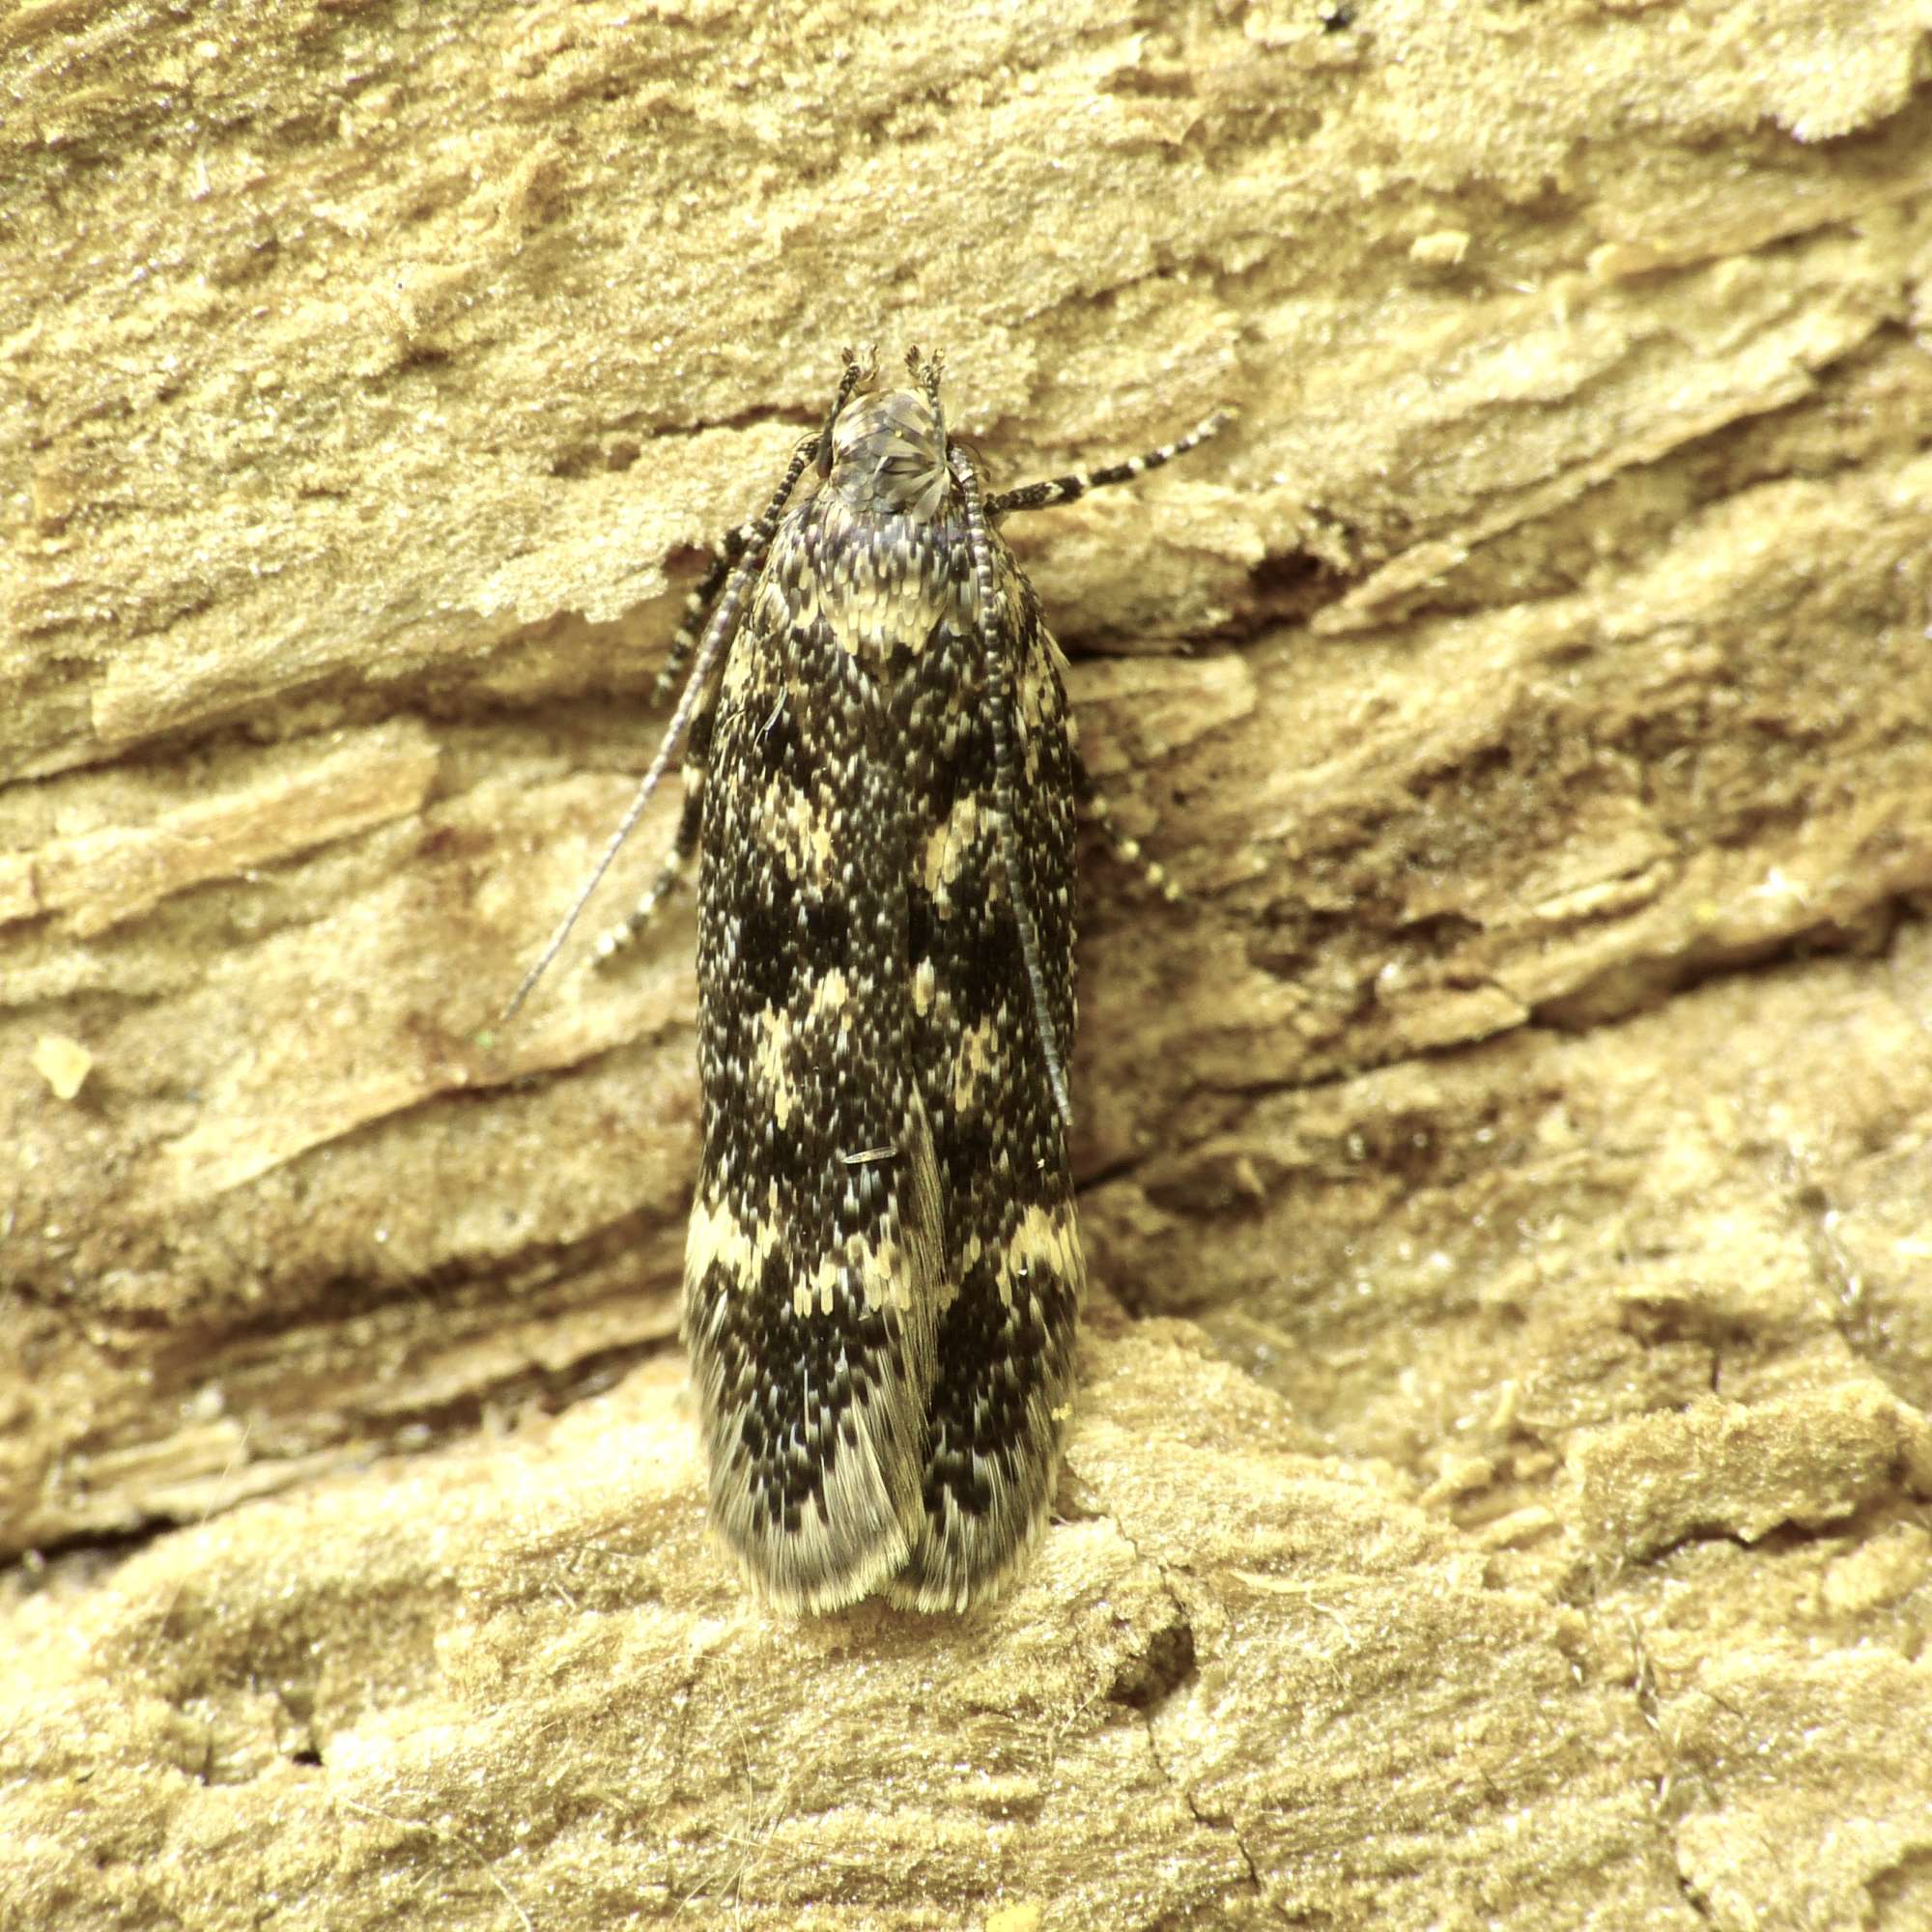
top-left (684, 384), bottom-right (1086, 1613)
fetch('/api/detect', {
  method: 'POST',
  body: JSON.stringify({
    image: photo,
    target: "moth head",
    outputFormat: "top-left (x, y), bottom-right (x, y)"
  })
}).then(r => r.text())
top-left (824, 387), bottom-right (952, 522)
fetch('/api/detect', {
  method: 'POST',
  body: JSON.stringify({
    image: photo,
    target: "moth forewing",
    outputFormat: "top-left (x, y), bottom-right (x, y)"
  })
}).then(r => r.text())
top-left (522, 350), bottom-right (1225, 1611)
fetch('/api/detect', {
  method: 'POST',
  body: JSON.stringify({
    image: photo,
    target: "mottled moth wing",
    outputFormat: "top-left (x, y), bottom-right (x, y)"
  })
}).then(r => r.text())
top-left (683, 384), bottom-right (1085, 1613)
top-left (889, 556), bottom-right (1086, 1611)
top-left (508, 354), bottom-right (1224, 1614)
top-left (683, 502), bottom-right (947, 1613)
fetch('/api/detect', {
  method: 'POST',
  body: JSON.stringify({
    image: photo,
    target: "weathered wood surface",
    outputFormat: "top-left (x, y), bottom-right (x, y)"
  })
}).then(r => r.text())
top-left (4, 0), bottom-right (1930, 1926)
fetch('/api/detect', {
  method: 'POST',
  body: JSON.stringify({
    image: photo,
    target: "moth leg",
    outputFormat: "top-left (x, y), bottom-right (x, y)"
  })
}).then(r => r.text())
top-left (651, 524), bottom-right (752, 704)
top-left (985, 409), bottom-right (1231, 519)
top-left (591, 781), bottom-right (701, 963)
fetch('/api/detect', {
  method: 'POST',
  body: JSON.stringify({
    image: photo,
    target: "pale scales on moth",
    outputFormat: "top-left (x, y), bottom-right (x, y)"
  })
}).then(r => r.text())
top-left (510, 349), bottom-right (1224, 1612)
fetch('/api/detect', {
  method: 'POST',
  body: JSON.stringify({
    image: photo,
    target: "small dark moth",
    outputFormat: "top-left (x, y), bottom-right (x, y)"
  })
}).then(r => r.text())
top-left (512, 349), bottom-right (1222, 1612)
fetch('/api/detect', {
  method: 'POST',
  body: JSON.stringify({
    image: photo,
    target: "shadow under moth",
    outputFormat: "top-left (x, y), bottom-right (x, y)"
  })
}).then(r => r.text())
top-left (512, 348), bottom-right (1222, 1612)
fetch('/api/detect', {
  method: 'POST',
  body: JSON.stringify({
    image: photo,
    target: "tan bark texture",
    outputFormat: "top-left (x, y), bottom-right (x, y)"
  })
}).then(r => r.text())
top-left (5, 0), bottom-right (1932, 1927)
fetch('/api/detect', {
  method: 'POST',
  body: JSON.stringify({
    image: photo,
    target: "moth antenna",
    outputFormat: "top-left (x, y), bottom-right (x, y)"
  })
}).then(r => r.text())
top-left (986, 408), bottom-right (1233, 519)
top-left (503, 353), bottom-right (871, 1021)
top-left (819, 343), bottom-right (875, 473)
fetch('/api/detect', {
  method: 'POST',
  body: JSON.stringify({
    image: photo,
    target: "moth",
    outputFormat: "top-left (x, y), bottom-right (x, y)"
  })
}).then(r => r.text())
top-left (512, 349), bottom-right (1222, 1611)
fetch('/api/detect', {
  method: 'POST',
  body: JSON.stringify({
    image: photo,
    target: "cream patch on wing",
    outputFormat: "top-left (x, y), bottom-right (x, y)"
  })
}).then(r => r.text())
top-left (751, 1006), bottom-right (796, 1128)
top-left (951, 1015), bottom-right (1002, 1114)
top-left (824, 534), bottom-right (951, 663)
top-left (759, 779), bottom-right (835, 880)
top-left (792, 1235), bottom-right (919, 1320)
top-left (998, 1202), bottom-right (1085, 1309)
top-left (911, 956), bottom-right (939, 1018)
top-left (686, 1189), bottom-right (782, 1299)
top-left (922, 794), bottom-right (981, 905)
top-left (810, 967), bottom-right (852, 1024)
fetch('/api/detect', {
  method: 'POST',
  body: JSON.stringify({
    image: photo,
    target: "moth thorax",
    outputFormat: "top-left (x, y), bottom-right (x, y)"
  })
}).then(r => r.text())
top-left (827, 389), bottom-right (951, 522)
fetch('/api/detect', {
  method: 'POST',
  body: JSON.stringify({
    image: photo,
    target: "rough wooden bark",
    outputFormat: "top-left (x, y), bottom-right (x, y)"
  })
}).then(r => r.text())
top-left (4, 0), bottom-right (1931, 1927)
